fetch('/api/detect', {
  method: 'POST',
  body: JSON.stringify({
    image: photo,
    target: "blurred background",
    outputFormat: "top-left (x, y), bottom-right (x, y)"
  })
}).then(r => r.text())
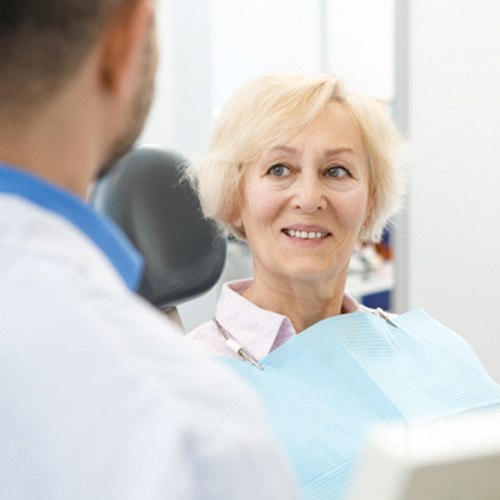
top-left (139, 0), bottom-right (500, 382)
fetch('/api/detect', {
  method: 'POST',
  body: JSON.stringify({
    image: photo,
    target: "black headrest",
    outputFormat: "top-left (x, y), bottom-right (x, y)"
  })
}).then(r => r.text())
top-left (89, 144), bottom-right (226, 310)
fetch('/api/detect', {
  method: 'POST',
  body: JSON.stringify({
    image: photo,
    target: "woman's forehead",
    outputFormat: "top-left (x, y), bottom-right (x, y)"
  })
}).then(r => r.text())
top-left (259, 104), bottom-right (363, 155)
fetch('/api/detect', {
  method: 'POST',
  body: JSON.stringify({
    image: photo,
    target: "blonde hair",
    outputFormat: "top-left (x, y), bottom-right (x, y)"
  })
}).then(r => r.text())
top-left (190, 73), bottom-right (407, 242)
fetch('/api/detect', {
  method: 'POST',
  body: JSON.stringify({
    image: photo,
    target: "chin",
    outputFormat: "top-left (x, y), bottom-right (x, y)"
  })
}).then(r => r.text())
top-left (284, 265), bottom-right (342, 284)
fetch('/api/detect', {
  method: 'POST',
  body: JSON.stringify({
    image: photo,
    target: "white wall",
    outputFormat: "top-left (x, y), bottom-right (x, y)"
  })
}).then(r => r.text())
top-left (140, 0), bottom-right (214, 157)
top-left (402, 0), bottom-right (500, 381)
top-left (210, 0), bottom-right (323, 113)
top-left (141, 0), bottom-right (395, 147)
top-left (326, 0), bottom-right (394, 102)
top-left (139, 0), bottom-right (173, 148)
top-left (141, 0), bottom-right (325, 157)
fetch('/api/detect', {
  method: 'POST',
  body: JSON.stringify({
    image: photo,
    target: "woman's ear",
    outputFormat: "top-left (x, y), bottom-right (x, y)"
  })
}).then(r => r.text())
top-left (229, 210), bottom-right (246, 238)
top-left (98, 0), bottom-right (156, 96)
top-left (231, 214), bottom-right (242, 228)
top-left (360, 206), bottom-right (375, 241)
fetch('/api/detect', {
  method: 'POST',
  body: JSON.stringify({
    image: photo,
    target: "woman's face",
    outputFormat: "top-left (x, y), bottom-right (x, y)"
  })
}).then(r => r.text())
top-left (233, 102), bottom-right (370, 287)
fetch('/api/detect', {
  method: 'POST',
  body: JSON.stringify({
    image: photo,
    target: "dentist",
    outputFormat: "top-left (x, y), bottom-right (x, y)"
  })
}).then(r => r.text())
top-left (0, 3), bottom-right (298, 499)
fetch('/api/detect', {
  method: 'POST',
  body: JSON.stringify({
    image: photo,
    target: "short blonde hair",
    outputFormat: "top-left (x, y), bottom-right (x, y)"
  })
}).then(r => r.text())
top-left (190, 73), bottom-right (407, 242)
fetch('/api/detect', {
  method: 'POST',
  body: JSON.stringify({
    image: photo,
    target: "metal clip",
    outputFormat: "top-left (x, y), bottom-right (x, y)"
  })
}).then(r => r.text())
top-left (214, 319), bottom-right (264, 370)
top-left (376, 307), bottom-right (398, 327)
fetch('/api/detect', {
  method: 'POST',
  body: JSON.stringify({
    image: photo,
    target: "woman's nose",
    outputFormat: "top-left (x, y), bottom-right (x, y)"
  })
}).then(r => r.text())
top-left (291, 173), bottom-right (327, 213)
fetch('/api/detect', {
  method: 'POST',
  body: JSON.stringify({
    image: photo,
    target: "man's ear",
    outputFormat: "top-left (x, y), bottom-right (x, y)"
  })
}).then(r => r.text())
top-left (98, 0), bottom-right (155, 96)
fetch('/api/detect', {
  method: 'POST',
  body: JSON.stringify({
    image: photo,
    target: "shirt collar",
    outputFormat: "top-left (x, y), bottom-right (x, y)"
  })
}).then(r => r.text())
top-left (215, 278), bottom-right (371, 359)
top-left (215, 278), bottom-right (296, 360)
top-left (0, 164), bottom-right (143, 290)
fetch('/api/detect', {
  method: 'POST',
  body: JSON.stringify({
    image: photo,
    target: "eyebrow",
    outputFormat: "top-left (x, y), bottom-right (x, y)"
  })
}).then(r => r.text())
top-left (266, 145), bottom-right (355, 156)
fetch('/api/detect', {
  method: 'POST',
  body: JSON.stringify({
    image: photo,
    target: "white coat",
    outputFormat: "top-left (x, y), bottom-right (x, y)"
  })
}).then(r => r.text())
top-left (0, 189), bottom-right (298, 500)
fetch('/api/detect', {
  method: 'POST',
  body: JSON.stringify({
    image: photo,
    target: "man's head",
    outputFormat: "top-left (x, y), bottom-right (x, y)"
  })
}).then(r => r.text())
top-left (0, 0), bottom-right (158, 190)
top-left (0, 1), bottom-right (127, 105)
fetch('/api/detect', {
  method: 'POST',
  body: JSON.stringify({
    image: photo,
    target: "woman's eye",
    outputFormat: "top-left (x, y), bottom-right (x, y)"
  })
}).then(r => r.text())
top-left (326, 166), bottom-right (350, 178)
top-left (268, 164), bottom-right (291, 177)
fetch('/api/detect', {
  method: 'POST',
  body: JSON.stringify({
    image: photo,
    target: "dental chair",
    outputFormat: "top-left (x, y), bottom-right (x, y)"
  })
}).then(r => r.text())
top-left (89, 144), bottom-right (227, 329)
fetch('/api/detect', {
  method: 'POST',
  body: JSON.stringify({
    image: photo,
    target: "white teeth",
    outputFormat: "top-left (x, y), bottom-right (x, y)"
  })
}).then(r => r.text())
top-left (285, 229), bottom-right (327, 239)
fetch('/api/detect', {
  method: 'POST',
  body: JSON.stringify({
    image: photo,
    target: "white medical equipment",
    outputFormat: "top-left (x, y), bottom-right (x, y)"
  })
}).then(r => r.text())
top-left (346, 407), bottom-right (500, 500)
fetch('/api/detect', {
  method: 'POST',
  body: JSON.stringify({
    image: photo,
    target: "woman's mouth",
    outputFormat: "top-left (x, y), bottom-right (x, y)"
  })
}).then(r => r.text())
top-left (282, 229), bottom-right (330, 240)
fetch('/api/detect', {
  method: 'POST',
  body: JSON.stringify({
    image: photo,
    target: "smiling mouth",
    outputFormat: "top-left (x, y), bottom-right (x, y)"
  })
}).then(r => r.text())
top-left (283, 229), bottom-right (330, 240)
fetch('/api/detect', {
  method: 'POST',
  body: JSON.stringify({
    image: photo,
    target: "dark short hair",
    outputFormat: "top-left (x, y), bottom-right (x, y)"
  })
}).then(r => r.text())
top-left (0, 0), bottom-right (126, 105)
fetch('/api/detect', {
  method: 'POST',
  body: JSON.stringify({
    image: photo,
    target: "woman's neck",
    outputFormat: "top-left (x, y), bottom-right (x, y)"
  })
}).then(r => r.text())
top-left (243, 272), bottom-right (348, 333)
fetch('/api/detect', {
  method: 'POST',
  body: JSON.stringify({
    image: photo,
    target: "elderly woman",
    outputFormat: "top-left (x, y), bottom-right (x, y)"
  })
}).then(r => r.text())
top-left (186, 73), bottom-right (500, 499)
top-left (187, 73), bottom-right (405, 354)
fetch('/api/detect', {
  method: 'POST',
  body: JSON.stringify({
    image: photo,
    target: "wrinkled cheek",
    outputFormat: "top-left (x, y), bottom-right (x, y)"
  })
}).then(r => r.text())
top-left (337, 193), bottom-right (369, 230)
top-left (242, 192), bottom-right (282, 228)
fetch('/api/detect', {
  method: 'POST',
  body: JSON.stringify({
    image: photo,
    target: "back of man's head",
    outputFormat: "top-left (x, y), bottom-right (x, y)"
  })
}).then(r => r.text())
top-left (0, 0), bottom-right (127, 107)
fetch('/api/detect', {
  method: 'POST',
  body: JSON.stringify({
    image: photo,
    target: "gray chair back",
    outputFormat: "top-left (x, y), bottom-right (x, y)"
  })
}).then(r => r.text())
top-left (89, 144), bottom-right (226, 326)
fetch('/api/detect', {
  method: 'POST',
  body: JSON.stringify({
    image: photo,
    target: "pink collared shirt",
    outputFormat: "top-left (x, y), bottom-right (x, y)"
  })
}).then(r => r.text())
top-left (185, 278), bottom-right (377, 361)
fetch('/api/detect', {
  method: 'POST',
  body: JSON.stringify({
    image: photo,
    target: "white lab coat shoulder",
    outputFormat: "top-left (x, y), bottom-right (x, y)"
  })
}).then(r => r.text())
top-left (0, 195), bottom-right (298, 500)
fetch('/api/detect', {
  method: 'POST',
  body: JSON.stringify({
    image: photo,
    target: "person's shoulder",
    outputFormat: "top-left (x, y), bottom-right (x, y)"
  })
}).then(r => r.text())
top-left (1, 270), bottom-right (299, 497)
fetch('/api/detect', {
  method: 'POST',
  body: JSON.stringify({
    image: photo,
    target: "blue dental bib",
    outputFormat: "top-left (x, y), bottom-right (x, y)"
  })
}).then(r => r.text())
top-left (219, 308), bottom-right (500, 500)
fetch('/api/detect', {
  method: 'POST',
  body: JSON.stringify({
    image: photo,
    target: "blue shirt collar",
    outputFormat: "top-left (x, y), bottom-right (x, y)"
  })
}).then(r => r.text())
top-left (0, 164), bottom-right (143, 291)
